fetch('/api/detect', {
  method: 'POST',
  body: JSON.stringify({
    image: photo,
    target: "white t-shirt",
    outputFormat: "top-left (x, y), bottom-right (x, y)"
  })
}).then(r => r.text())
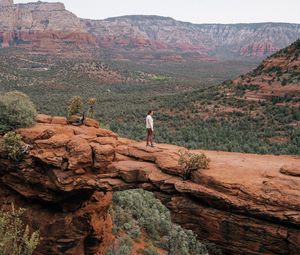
top-left (146, 115), bottom-right (153, 130)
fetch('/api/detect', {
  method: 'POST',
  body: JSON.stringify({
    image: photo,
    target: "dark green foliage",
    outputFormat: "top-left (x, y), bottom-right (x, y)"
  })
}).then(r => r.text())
top-left (67, 96), bottom-right (83, 116)
top-left (0, 205), bottom-right (40, 255)
top-left (109, 189), bottom-right (209, 255)
top-left (107, 236), bottom-right (133, 255)
top-left (110, 189), bottom-right (171, 239)
top-left (142, 245), bottom-right (159, 255)
top-left (165, 226), bottom-right (208, 255)
top-left (281, 79), bottom-right (287, 86)
top-left (265, 66), bottom-right (282, 74)
top-left (236, 84), bottom-right (259, 91)
top-left (1, 132), bottom-right (23, 161)
top-left (0, 91), bottom-right (36, 132)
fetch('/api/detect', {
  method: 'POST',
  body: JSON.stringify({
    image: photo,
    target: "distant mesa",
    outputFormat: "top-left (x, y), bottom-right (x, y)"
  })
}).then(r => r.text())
top-left (15, 0), bottom-right (66, 11)
top-left (0, 0), bottom-right (13, 6)
top-left (0, 0), bottom-right (91, 49)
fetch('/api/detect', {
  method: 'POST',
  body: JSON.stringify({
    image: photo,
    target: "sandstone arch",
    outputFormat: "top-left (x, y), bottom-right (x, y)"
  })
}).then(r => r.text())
top-left (0, 115), bottom-right (299, 255)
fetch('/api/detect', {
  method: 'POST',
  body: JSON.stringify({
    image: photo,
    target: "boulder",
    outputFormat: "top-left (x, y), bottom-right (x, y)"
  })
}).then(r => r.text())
top-left (36, 114), bottom-right (52, 124)
top-left (108, 160), bottom-right (158, 183)
top-left (155, 150), bottom-right (183, 176)
top-left (280, 165), bottom-right (300, 177)
top-left (17, 123), bottom-right (74, 143)
top-left (51, 116), bottom-right (67, 125)
top-left (70, 126), bottom-right (117, 138)
top-left (90, 143), bottom-right (115, 169)
top-left (85, 117), bottom-right (100, 128)
top-left (67, 136), bottom-right (92, 169)
top-left (91, 136), bottom-right (119, 146)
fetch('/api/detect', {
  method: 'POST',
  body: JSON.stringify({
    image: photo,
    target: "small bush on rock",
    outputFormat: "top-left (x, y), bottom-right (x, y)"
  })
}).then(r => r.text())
top-left (178, 149), bottom-right (210, 180)
top-left (0, 91), bottom-right (37, 132)
top-left (67, 96), bottom-right (83, 116)
top-left (0, 204), bottom-right (40, 255)
top-left (2, 132), bottom-right (23, 161)
top-left (87, 97), bottom-right (97, 118)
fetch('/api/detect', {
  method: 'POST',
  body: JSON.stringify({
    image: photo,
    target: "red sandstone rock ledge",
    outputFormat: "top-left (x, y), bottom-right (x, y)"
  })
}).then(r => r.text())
top-left (0, 114), bottom-right (299, 255)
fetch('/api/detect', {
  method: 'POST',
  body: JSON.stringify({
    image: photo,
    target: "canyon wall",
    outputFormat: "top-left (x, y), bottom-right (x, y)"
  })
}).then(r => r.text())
top-left (0, 1), bottom-right (300, 59)
top-left (0, 0), bottom-right (96, 50)
top-left (83, 16), bottom-right (300, 58)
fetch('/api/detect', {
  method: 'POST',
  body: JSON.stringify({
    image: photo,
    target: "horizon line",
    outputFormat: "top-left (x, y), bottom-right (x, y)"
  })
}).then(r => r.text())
top-left (13, 1), bottom-right (300, 25)
top-left (101, 15), bottom-right (300, 26)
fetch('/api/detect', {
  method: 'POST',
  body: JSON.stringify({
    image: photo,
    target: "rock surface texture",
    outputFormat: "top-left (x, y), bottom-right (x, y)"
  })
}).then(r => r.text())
top-left (0, 115), bottom-right (300, 255)
top-left (0, 1), bottom-right (300, 59)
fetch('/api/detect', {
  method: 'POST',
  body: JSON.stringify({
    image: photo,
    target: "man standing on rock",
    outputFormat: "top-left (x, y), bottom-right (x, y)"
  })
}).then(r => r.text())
top-left (146, 110), bottom-right (154, 147)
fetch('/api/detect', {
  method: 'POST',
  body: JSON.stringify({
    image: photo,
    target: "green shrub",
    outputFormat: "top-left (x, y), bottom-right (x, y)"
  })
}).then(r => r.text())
top-left (0, 91), bottom-right (36, 132)
top-left (107, 236), bottom-right (133, 255)
top-left (111, 189), bottom-right (170, 240)
top-left (118, 236), bottom-right (133, 255)
top-left (109, 189), bottom-right (208, 255)
top-left (166, 226), bottom-right (208, 255)
top-left (100, 122), bottom-right (111, 130)
top-left (0, 205), bottom-right (40, 255)
top-left (123, 223), bottom-right (132, 231)
top-left (178, 150), bottom-right (210, 180)
top-left (87, 97), bottom-right (97, 118)
top-left (67, 96), bottom-right (83, 116)
top-left (236, 84), bottom-right (259, 91)
top-left (128, 227), bottom-right (140, 239)
top-left (2, 132), bottom-right (23, 161)
top-left (142, 245), bottom-right (159, 255)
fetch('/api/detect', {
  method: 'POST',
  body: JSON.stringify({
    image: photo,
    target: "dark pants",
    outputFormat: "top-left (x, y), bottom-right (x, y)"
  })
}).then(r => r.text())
top-left (146, 128), bottom-right (153, 145)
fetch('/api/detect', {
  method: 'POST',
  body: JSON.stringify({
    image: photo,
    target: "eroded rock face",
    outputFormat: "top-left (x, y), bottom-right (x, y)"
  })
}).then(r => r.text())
top-left (0, 114), bottom-right (299, 255)
top-left (0, 1), bottom-right (300, 59)
top-left (0, 0), bottom-right (13, 7)
top-left (0, 1), bottom-right (96, 49)
top-left (83, 17), bottom-right (300, 59)
top-left (231, 40), bottom-right (300, 105)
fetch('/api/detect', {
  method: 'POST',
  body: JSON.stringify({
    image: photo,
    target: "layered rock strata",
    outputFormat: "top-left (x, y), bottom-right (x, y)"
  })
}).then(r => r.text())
top-left (0, 115), bottom-right (299, 254)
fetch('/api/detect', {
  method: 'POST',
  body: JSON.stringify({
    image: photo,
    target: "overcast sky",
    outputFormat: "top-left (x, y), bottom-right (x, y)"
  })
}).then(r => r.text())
top-left (14, 0), bottom-right (300, 24)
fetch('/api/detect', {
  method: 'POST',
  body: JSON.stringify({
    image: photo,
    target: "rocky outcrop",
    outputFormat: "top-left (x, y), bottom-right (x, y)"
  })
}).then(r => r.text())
top-left (231, 39), bottom-right (300, 104)
top-left (240, 41), bottom-right (279, 57)
top-left (0, 0), bottom-right (13, 7)
top-left (0, 115), bottom-right (300, 254)
top-left (0, 0), bottom-right (96, 49)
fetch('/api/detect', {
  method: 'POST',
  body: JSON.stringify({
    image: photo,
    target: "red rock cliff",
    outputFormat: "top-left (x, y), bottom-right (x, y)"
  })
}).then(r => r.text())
top-left (0, 115), bottom-right (299, 255)
top-left (0, 0), bottom-right (97, 50)
top-left (1, 2), bottom-right (300, 59)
